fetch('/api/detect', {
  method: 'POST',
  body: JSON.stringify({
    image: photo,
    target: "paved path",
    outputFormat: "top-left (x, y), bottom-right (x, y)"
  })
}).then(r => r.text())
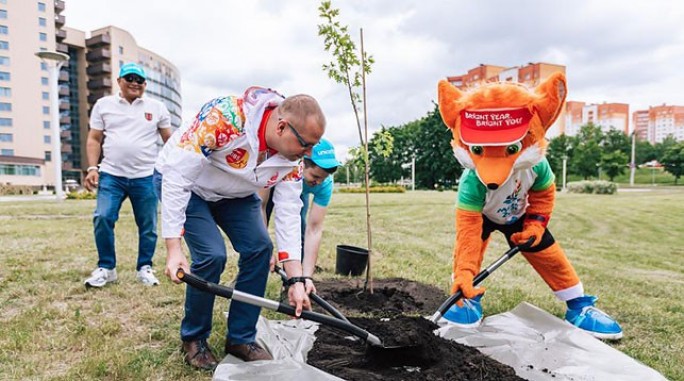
top-left (0, 194), bottom-right (64, 202)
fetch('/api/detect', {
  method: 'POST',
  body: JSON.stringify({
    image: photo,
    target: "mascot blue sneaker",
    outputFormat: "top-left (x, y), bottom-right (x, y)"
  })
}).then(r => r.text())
top-left (441, 294), bottom-right (484, 328)
top-left (565, 295), bottom-right (623, 340)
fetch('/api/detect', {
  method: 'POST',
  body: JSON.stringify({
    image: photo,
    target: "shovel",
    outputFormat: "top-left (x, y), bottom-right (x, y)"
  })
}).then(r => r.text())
top-left (176, 268), bottom-right (422, 355)
top-left (272, 265), bottom-right (350, 323)
top-left (430, 237), bottom-right (535, 323)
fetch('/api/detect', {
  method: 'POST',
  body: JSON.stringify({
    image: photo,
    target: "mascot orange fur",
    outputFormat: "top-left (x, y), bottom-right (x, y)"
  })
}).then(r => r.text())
top-left (437, 73), bottom-right (622, 340)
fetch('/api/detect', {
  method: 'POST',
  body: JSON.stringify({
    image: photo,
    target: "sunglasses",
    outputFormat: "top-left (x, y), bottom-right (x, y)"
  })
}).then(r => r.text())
top-left (280, 118), bottom-right (315, 148)
top-left (122, 74), bottom-right (145, 85)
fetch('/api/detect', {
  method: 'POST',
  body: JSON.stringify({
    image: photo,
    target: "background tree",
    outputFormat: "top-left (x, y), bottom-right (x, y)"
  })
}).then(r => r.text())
top-left (602, 128), bottom-right (631, 156)
top-left (660, 142), bottom-right (684, 184)
top-left (367, 128), bottom-right (396, 183)
top-left (600, 150), bottom-right (629, 181)
top-left (366, 121), bottom-right (421, 184)
top-left (635, 137), bottom-right (656, 165)
top-left (413, 104), bottom-right (463, 189)
top-left (334, 148), bottom-right (365, 185)
top-left (655, 136), bottom-right (678, 162)
top-left (571, 123), bottom-right (604, 179)
top-left (547, 134), bottom-right (576, 180)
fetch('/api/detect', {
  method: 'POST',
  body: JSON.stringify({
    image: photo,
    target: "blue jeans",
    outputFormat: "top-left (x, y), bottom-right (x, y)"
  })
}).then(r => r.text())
top-left (153, 171), bottom-right (272, 345)
top-left (93, 171), bottom-right (158, 271)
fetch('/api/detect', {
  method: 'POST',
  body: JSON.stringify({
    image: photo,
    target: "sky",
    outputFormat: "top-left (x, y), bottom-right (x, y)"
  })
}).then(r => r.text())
top-left (63, 0), bottom-right (684, 160)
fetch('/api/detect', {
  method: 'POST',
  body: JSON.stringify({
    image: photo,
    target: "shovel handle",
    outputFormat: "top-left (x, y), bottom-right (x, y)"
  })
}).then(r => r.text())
top-left (430, 237), bottom-right (535, 323)
top-left (176, 269), bottom-right (381, 346)
top-left (273, 266), bottom-right (350, 323)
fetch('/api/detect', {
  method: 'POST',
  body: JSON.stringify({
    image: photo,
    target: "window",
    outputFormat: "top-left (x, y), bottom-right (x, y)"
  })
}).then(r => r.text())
top-left (43, 121), bottom-right (50, 129)
top-left (0, 164), bottom-right (41, 176)
top-left (0, 117), bottom-right (11, 126)
top-left (1, 148), bottom-right (13, 156)
top-left (39, 33), bottom-right (47, 42)
top-left (0, 56), bottom-right (9, 66)
top-left (0, 86), bottom-right (9, 96)
top-left (38, 2), bottom-right (46, 12)
top-left (0, 71), bottom-right (8, 81)
top-left (0, 133), bottom-right (11, 142)
top-left (42, 92), bottom-right (49, 100)
top-left (45, 151), bottom-right (51, 161)
top-left (41, 77), bottom-right (48, 85)
top-left (42, 106), bottom-right (49, 115)
top-left (0, 10), bottom-right (6, 20)
top-left (119, 46), bottom-right (124, 54)
top-left (0, 102), bottom-right (10, 111)
top-left (0, 26), bottom-right (7, 35)
top-left (44, 135), bottom-right (50, 144)
top-left (0, 41), bottom-right (7, 50)
top-left (39, 17), bottom-right (46, 27)
top-left (41, 62), bottom-right (47, 71)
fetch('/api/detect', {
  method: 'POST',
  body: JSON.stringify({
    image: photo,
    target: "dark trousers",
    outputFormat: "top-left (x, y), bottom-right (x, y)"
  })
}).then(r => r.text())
top-left (154, 171), bottom-right (272, 344)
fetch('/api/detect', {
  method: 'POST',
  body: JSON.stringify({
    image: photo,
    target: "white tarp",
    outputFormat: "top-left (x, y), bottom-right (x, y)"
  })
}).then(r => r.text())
top-left (213, 302), bottom-right (668, 381)
top-left (213, 317), bottom-right (343, 381)
top-left (436, 302), bottom-right (668, 381)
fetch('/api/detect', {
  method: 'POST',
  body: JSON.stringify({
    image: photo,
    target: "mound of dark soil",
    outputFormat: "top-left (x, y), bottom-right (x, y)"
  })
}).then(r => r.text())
top-left (313, 278), bottom-right (447, 317)
top-left (307, 315), bottom-right (525, 381)
top-left (307, 278), bottom-right (527, 381)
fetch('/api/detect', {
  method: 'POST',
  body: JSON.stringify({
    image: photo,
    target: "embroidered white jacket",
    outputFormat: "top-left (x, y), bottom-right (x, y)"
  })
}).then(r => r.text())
top-left (155, 87), bottom-right (304, 261)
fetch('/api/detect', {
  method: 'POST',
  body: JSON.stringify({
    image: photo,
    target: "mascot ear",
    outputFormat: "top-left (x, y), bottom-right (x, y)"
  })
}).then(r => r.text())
top-left (533, 72), bottom-right (567, 129)
top-left (438, 80), bottom-right (465, 129)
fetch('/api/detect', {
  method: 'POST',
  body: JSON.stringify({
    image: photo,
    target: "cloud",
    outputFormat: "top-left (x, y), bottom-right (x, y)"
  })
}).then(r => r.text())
top-left (64, 0), bottom-right (684, 152)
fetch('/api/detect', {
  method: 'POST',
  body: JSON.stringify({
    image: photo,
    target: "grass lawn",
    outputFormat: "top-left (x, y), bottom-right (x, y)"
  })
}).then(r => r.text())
top-left (1, 188), bottom-right (682, 380)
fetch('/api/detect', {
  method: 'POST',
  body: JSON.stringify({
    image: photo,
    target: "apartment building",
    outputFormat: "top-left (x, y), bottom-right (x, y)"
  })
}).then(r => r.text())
top-left (0, 0), bottom-right (181, 188)
top-left (80, 26), bottom-right (182, 128)
top-left (447, 62), bottom-right (566, 137)
top-left (565, 101), bottom-right (584, 136)
top-left (564, 101), bottom-right (629, 136)
top-left (632, 110), bottom-right (649, 141)
top-left (636, 104), bottom-right (684, 144)
top-left (0, 0), bottom-right (63, 187)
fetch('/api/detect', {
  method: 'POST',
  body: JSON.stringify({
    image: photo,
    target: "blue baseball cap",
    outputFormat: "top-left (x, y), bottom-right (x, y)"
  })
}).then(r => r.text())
top-left (307, 138), bottom-right (341, 169)
top-left (119, 62), bottom-right (146, 79)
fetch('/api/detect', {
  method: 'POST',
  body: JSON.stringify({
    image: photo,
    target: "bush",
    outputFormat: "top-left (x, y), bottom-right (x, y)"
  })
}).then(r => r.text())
top-left (66, 190), bottom-right (97, 200)
top-left (0, 184), bottom-right (35, 196)
top-left (566, 180), bottom-right (617, 195)
top-left (338, 186), bottom-right (406, 193)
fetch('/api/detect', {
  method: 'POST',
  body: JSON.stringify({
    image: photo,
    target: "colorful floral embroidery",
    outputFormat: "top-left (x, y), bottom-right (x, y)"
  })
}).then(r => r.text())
top-left (178, 97), bottom-right (245, 156)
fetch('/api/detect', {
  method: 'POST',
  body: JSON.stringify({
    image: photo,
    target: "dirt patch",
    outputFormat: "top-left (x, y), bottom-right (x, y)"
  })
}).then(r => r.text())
top-left (313, 278), bottom-right (448, 317)
top-left (307, 278), bottom-right (526, 381)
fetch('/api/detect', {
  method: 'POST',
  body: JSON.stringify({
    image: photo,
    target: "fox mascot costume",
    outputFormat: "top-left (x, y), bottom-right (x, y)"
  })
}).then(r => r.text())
top-left (437, 72), bottom-right (622, 340)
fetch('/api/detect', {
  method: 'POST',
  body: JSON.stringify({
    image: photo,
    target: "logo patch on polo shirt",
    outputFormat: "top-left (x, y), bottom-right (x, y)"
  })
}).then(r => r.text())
top-left (278, 251), bottom-right (290, 261)
top-left (226, 148), bottom-right (249, 169)
top-left (144, 112), bottom-right (153, 121)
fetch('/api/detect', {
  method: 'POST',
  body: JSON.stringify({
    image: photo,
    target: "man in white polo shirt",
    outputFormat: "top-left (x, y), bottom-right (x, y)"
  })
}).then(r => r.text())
top-left (83, 62), bottom-right (172, 288)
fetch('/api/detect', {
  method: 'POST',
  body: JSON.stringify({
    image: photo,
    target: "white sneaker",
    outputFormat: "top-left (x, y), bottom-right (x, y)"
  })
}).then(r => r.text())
top-left (84, 267), bottom-right (118, 288)
top-left (136, 265), bottom-right (160, 286)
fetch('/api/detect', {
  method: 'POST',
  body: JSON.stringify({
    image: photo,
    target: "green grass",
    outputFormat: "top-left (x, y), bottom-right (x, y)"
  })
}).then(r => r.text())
top-left (566, 166), bottom-right (680, 185)
top-left (1, 188), bottom-right (683, 380)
